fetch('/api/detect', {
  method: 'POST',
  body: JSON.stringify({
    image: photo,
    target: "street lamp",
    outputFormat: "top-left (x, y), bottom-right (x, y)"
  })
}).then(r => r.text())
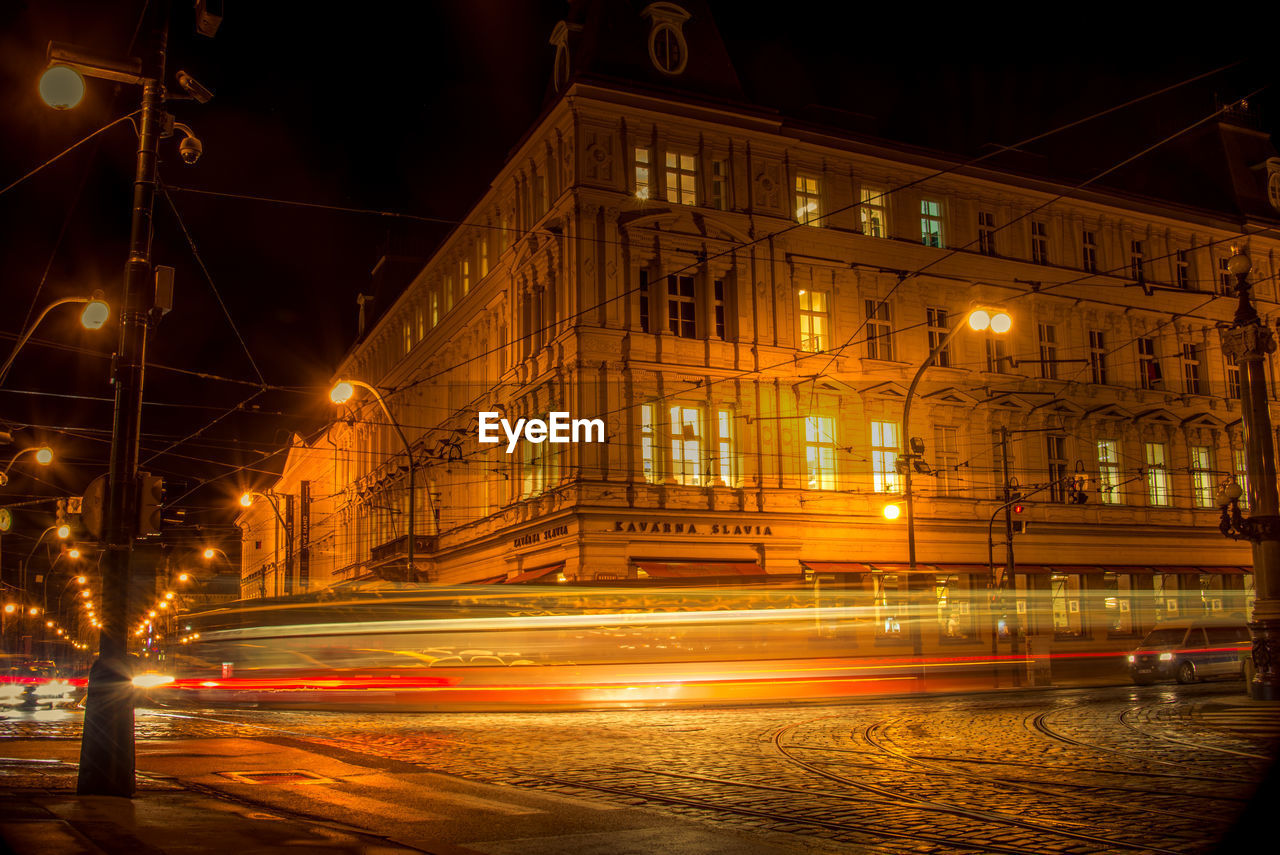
top-left (0, 445), bottom-right (54, 487)
top-left (0, 293), bottom-right (109, 386)
top-left (900, 306), bottom-right (1012, 670)
top-left (1216, 253), bottom-right (1280, 701)
top-left (330, 378), bottom-right (419, 579)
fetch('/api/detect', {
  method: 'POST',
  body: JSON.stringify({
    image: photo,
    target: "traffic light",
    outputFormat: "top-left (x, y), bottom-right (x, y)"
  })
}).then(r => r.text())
top-left (138, 473), bottom-right (164, 536)
top-left (1010, 492), bottom-right (1028, 533)
top-left (55, 498), bottom-right (71, 538)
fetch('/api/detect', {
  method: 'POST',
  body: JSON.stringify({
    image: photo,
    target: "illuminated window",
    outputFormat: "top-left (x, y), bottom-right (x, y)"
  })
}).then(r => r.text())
top-left (1037, 323), bottom-right (1057, 379)
top-left (873, 572), bottom-right (902, 637)
top-left (416, 305), bottom-right (425, 341)
top-left (403, 319), bottom-right (412, 354)
top-left (1138, 338), bottom-right (1161, 389)
top-left (795, 174), bottom-right (822, 225)
top-left (520, 432), bottom-right (547, 499)
top-left (936, 575), bottom-right (971, 638)
top-left (1226, 352), bottom-right (1240, 399)
top-left (461, 258), bottom-right (471, 296)
top-left (977, 211), bottom-right (996, 255)
top-left (714, 409), bottom-right (736, 487)
top-left (1130, 239), bottom-right (1145, 282)
top-left (935, 425), bottom-right (959, 496)
top-left (1031, 220), bottom-right (1048, 264)
top-left (1088, 330), bottom-right (1107, 385)
top-left (1191, 445), bottom-right (1214, 508)
top-left (920, 199), bottom-right (944, 247)
top-left (478, 238), bottom-right (489, 278)
top-left (1047, 435), bottom-right (1067, 502)
top-left (798, 289), bottom-right (829, 352)
top-left (710, 158), bottom-right (729, 210)
top-left (430, 290), bottom-right (439, 327)
top-left (865, 299), bottom-right (894, 361)
top-left (926, 307), bottom-right (950, 367)
top-left (805, 415), bottom-right (837, 490)
top-left (1050, 574), bottom-right (1083, 635)
top-left (669, 404), bottom-right (703, 486)
top-left (634, 147), bottom-right (652, 199)
top-left (870, 420), bottom-right (901, 493)
top-left (1102, 572), bottom-right (1134, 634)
top-left (1175, 249), bottom-right (1189, 289)
top-left (641, 404), bottom-right (657, 483)
top-left (1081, 230), bottom-right (1098, 272)
top-left (667, 275), bottom-right (696, 338)
top-left (1097, 440), bottom-right (1122, 504)
top-left (444, 274), bottom-right (455, 311)
top-left (860, 187), bottom-right (887, 237)
top-left (1182, 343), bottom-right (1202, 395)
top-left (665, 151), bottom-right (697, 205)
top-left (1233, 447), bottom-right (1249, 510)
top-left (1145, 442), bottom-right (1171, 507)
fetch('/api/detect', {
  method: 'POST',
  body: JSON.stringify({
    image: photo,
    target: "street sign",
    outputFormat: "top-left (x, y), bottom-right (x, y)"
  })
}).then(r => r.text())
top-left (81, 474), bottom-right (107, 540)
top-left (68, 496), bottom-right (83, 514)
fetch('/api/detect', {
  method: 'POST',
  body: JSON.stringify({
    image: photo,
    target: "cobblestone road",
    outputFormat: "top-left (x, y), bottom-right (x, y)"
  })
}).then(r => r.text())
top-left (4, 683), bottom-right (1278, 853)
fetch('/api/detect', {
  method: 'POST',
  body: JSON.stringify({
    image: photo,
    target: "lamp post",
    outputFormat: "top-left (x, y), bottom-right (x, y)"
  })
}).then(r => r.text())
top-left (1217, 253), bottom-right (1280, 701)
top-left (330, 379), bottom-right (418, 579)
top-left (39, 2), bottom-right (211, 797)
top-left (0, 445), bottom-right (54, 487)
top-left (0, 295), bottom-right (109, 386)
top-left (899, 307), bottom-right (1012, 671)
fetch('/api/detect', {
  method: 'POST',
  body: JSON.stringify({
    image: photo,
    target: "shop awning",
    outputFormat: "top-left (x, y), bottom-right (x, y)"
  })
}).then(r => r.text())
top-left (1200, 566), bottom-right (1249, 575)
top-left (468, 574), bottom-right (507, 585)
top-left (1099, 566), bottom-right (1155, 575)
top-left (802, 562), bottom-right (872, 574)
top-left (867, 563), bottom-right (934, 574)
top-left (633, 561), bottom-right (762, 578)
top-left (1149, 566), bottom-right (1251, 575)
top-left (503, 564), bottom-right (564, 584)
top-left (934, 563), bottom-right (992, 574)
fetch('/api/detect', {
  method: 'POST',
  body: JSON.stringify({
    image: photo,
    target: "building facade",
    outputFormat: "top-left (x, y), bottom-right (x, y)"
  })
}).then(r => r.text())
top-left (239, 2), bottom-right (1280, 649)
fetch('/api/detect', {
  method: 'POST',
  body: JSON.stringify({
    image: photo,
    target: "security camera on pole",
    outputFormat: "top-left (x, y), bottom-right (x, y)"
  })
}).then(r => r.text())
top-left (38, 3), bottom-right (217, 796)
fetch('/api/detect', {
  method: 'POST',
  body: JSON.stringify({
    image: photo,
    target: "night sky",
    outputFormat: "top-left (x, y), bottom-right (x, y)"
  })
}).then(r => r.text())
top-left (0, 1), bottom-right (1275, 578)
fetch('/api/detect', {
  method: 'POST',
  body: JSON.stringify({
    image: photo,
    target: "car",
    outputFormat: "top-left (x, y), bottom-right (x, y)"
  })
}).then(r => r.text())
top-left (0, 659), bottom-right (84, 709)
top-left (1128, 618), bottom-right (1252, 685)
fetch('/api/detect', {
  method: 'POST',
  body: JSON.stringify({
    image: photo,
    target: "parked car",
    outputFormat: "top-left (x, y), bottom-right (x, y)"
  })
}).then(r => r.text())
top-left (1128, 619), bottom-right (1251, 685)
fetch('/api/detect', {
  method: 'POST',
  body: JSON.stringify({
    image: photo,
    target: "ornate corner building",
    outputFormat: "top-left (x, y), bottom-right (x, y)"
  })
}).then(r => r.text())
top-left (238, 2), bottom-right (1280, 656)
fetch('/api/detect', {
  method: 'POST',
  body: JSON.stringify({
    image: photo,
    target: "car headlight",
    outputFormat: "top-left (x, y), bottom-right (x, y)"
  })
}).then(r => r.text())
top-left (131, 674), bottom-right (175, 689)
top-left (1127, 655), bottom-right (1135, 663)
top-left (1158, 652), bottom-right (1173, 661)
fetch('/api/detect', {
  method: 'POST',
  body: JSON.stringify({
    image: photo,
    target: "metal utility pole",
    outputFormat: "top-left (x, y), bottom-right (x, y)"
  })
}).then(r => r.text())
top-left (1218, 254), bottom-right (1280, 701)
top-left (77, 4), bottom-right (168, 798)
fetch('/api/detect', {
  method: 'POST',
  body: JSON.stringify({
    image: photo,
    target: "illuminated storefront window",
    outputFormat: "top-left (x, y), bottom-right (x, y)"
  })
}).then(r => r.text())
top-left (1101, 572), bottom-right (1133, 634)
top-left (1050, 574), bottom-right (1083, 636)
top-left (935, 575), bottom-right (971, 638)
top-left (874, 572), bottom-right (902, 637)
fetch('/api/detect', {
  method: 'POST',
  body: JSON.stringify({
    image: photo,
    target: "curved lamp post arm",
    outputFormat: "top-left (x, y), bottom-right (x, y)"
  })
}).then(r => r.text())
top-left (0, 295), bottom-right (107, 386)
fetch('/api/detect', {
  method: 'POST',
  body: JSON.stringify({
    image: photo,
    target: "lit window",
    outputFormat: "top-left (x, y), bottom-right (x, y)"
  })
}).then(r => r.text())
top-left (860, 187), bottom-right (888, 237)
top-left (1097, 439), bottom-right (1121, 504)
top-left (1038, 323), bottom-right (1057, 379)
top-left (634, 147), bottom-right (652, 199)
top-left (865, 299), bottom-right (894, 361)
top-left (1145, 442), bottom-right (1171, 507)
top-left (805, 416), bottom-right (838, 490)
top-left (920, 199), bottom-right (944, 247)
top-left (936, 574), bottom-right (971, 638)
top-left (798, 289), bottom-right (829, 352)
top-left (667, 275), bottom-right (696, 338)
top-left (430, 290), bottom-right (439, 327)
top-left (873, 572), bottom-right (902, 637)
top-left (403, 319), bottom-right (412, 354)
top-left (1089, 330), bottom-right (1108, 385)
top-left (478, 239), bottom-right (489, 278)
top-left (715, 409), bottom-right (736, 487)
top-left (1130, 240), bottom-right (1145, 282)
top-left (521, 431), bottom-right (547, 499)
top-left (1082, 230), bottom-right (1098, 272)
top-left (641, 404), bottom-right (657, 483)
top-left (1233, 447), bottom-right (1249, 510)
top-left (444, 274), bottom-right (455, 311)
top-left (1050, 574), bottom-right (1084, 635)
top-left (1182, 343), bottom-right (1202, 395)
top-left (977, 211), bottom-right (996, 256)
top-left (1191, 445), bottom-right (1215, 508)
top-left (669, 405), bottom-right (703, 486)
top-left (935, 425), bottom-right (959, 496)
top-left (1031, 221), bottom-right (1049, 264)
top-left (461, 259), bottom-right (471, 296)
top-left (416, 305), bottom-right (425, 341)
top-left (1219, 256), bottom-right (1234, 295)
top-left (795, 174), bottom-right (822, 225)
top-left (870, 420), bottom-right (901, 493)
top-left (1175, 249), bottom-right (1189, 289)
top-left (927, 307), bottom-right (951, 367)
top-left (1138, 338), bottom-right (1161, 390)
top-left (665, 151), bottom-right (697, 205)
top-left (1102, 572), bottom-right (1134, 634)
top-left (710, 158), bottom-right (729, 210)
top-left (1047, 435), bottom-right (1067, 502)
top-left (1226, 351), bottom-right (1240, 399)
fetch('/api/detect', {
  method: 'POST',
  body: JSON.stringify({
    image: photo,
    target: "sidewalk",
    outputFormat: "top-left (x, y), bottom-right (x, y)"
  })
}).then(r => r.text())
top-left (0, 738), bottom-right (808, 855)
